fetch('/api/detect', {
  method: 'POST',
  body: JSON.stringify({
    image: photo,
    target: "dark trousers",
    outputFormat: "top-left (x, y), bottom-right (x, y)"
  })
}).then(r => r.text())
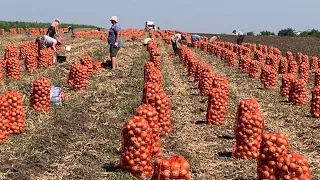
top-left (171, 40), bottom-right (179, 56)
top-left (237, 35), bottom-right (245, 45)
top-left (47, 26), bottom-right (56, 38)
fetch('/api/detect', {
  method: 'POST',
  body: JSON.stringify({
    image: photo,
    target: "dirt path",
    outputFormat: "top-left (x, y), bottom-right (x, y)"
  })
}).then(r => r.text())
top-left (192, 49), bottom-right (320, 179)
top-left (0, 38), bottom-right (146, 180)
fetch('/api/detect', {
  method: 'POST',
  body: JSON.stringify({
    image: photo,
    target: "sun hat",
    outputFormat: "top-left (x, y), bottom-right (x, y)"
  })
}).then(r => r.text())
top-left (56, 37), bottom-right (64, 44)
top-left (110, 16), bottom-right (118, 23)
top-left (143, 38), bottom-right (152, 45)
top-left (55, 18), bottom-right (60, 23)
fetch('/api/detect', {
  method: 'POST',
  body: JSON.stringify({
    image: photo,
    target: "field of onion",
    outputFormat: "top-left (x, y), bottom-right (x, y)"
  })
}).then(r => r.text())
top-left (0, 28), bottom-right (319, 180)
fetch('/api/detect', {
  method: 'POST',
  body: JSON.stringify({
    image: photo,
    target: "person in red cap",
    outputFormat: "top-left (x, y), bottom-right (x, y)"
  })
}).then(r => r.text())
top-left (47, 18), bottom-right (60, 38)
top-left (35, 35), bottom-right (63, 54)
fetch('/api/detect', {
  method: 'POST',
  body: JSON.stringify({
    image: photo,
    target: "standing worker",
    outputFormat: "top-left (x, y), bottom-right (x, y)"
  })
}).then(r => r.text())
top-left (47, 19), bottom-right (60, 38)
top-left (108, 15), bottom-right (123, 70)
top-left (232, 30), bottom-right (245, 45)
top-left (191, 34), bottom-right (201, 47)
top-left (67, 26), bottom-right (74, 33)
top-left (35, 35), bottom-right (63, 54)
top-left (171, 33), bottom-right (185, 56)
top-left (208, 35), bottom-right (220, 43)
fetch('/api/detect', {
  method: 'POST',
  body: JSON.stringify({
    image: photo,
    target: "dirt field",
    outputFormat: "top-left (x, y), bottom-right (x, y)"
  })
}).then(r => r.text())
top-left (196, 34), bottom-right (320, 58)
top-left (0, 32), bottom-right (319, 180)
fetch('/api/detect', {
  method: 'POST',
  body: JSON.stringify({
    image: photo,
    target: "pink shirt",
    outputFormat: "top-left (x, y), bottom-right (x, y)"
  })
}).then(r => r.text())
top-left (51, 21), bottom-right (59, 27)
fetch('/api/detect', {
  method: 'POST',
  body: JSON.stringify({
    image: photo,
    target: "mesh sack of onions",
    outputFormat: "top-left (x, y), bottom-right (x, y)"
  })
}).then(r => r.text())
top-left (310, 86), bottom-right (320, 118)
top-left (280, 73), bottom-right (296, 97)
top-left (288, 79), bottom-right (307, 106)
top-left (279, 57), bottom-right (288, 74)
top-left (119, 116), bottom-right (154, 178)
top-left (142, 82), bottom-right (162, 104)
top-left (152, 154), bottom-right (191, 180)
top-left (144, 61), bottom-right (156, 82)
top-left (206, 88), bottom-right (228, 125)
top-left (30, 78), bottom-right (51, 112)
top-left (311, 56), bottom-right (318, 71)
top-left (25, 51), bottom-right (38, 72)
top-left (260, 64), bottom-right (277, 89)
top-left (135, 104), bottom-right (162, 157)
top-left (6, 57), bottom-right (21, 80)
top-left (288, 61), bottom-right (298, 75)
top-left (249, 60), bottom-right (261, 78)
top-left (80, 55), bottom-right (94, 76)
top-left (198, 68), bottom-right (214, 96)
top-left (233, 98), bottom-right (264, 159)
top-left (256, 132), bottom-right (290, 180)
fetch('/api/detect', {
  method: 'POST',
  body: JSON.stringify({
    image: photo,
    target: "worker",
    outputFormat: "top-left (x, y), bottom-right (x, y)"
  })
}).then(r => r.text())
top-left (35, 35), bottom-right (63, 54)
top-left (143, 37), bottom-right (153, 46)
top-left (68, 26), bottom-right (74, 33)
top-left (171, 33), bottom-right (185, 56)
top-left (108, 15), bottom-right (122, 70)
top-left (158, 27), bottom-right (161, 30)
top-left (191, 34), bottom-right (201, 47)
top-left (47, 18), bottom-right (60, 38)
top-left (232, 30), bottom-right (245, 45)
top-left (209, 36), bottom-right (220, 43)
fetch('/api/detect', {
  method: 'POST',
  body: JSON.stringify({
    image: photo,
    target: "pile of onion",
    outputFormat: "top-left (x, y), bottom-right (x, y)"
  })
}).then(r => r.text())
top-left (6, 57), bottom-right (21, 80)
top-left (38, 48), bottom-right (54, 68)
top-left (25, 51), bottom-right (38, 72)
top-left (120, 116), bottom-right (154, 178)
top-left (67, 63), bottom-right (89, 91)
top-left (145, 69), bottom-right (163, 85)
top-left (206, 88), bottom-right (228, 125)
top-left (233, 98), bottom-right (264, 159)
top-left (275, 153), bottom-right (312, 180)
top-left (280, 73), bottom-right (296, 97)
top-left (30, 78), bottom-right (51, 112)
top-left (148, 91), bottom-right (172, 136)
top-left (212, 75), bottom-right (229, 96)
top-left (144, 61), bottom-right (156, 82)
top-left (238, 55), bottom-right (251, 74)
top-left (310, 86), bottom-right (320, 118)
top-left (198, 68), bottom-right (214, 96)
top-left (314, 69), bottom-right (320, 87)
top-left (257, 132), bottom-right (290, 180)
top-left (289, 79), bottom-right (307, 106)
top-left (80, 55), bottom-right (94, 77)
top-left (260, 64), bottom-right (277, 89)
top-left (5, 44), bottom-right (18, 59)
top-left (249, 60), bottom-right (261, 78)
top-left (311, 56), bottom-right (318, 71)
top-left (279, 57), bottom-right (289, 74)
top-left (288, 61), bottom-right (299, 75)
top-left (142, 82), bottom-right (162, 104)
top-left (152, 154), bottom-right (191, 180)
top-left (135, 104), bottom-right (162, 157)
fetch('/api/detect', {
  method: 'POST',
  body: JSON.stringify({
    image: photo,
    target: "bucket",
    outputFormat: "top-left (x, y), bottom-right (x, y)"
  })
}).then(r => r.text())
top-left (66, 45), bottom-right (71, 51)
top-left (56, 56), bottom-right (67, 63)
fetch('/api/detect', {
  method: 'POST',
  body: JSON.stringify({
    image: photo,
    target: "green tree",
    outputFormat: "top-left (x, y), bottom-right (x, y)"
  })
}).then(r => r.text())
top-left (247, 31), bottom-right (255, 36)
top-left (260, 30), bottom-right (275, 36)
top-left (278, 28), bottom-right (295, 36)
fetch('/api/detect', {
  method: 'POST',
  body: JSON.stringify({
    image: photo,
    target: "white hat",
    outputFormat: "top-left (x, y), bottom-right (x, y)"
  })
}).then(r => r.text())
top-left (55, 18), bottom-right (60, 23)
top-left (110, 16), bottom-right (118, 23)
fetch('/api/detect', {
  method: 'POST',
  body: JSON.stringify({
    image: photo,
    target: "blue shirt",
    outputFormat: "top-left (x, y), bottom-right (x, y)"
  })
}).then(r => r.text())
top-left (108, 23), bottom-right (123, 47)
top-left (191, 34), bottom-right (201, 42)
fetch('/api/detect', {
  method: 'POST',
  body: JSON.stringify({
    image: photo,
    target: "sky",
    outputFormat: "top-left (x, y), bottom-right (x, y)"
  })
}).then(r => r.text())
top-left (0, 0), bottom-right (320, 34)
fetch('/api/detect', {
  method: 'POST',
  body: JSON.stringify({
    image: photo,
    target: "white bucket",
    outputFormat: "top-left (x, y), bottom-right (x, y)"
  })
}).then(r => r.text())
top-left (66, 45), bottom-right (71, 51)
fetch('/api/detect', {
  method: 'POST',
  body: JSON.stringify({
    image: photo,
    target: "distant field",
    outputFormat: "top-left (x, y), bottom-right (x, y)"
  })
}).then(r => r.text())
top-left (195, 33), bottom-right (320, 58)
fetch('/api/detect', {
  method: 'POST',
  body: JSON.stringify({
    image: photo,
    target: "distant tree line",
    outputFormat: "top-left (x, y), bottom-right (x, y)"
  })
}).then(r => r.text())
top-left (246, 28), bottom-right (320, 37)
top-left (0, 21), bottom-right (97, 31)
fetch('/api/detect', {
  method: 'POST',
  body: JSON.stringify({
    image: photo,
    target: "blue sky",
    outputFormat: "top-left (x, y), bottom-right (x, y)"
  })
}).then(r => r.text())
top-left (0, 0), bottom-right (319, 34)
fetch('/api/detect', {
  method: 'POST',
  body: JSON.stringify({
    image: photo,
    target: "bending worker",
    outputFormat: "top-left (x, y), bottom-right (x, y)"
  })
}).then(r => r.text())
top-left (209, 35), bottom-right (220, 43)
top-left (143, 37), bottom-right (153, 46)
top-left (191, 34), bottom-right (201, 46)
top-left (232, 30), bottom-right (245, 45)
top-left (35, 35), bottom-right (63, 54)
top-left (171, 33), bottom-right (185, 56)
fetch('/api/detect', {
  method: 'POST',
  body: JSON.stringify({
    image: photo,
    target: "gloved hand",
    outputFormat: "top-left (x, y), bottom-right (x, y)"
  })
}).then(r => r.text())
top-left (114, 42), bottom-right (118, 48)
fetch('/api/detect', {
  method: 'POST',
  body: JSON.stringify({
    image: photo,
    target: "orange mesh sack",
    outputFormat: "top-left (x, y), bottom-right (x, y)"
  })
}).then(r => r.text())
top-left (119, 116), bottom-right (154, 178)
top-left (148, 91), bottom-right (172, 136)
top-left (257, 132), bottom-right (290, 180)
top-left (152, 154), bottom-right (191, 180)
top-left (136, 104), bottom-right (162, 157)
top-left (275, 153), bottom-right (312, 180)
top-left (233, 98), bottom-right (264, 159)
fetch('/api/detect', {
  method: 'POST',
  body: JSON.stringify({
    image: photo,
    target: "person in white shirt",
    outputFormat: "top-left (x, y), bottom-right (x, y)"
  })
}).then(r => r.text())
top-left (35, 35), bottom-right (63, 53)
top-left (171, 33), bottom-right (185, 56)
top-left (209, 36), bottom-right (220, 43)
top-left (232, 30), bottom-right (245, 45)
